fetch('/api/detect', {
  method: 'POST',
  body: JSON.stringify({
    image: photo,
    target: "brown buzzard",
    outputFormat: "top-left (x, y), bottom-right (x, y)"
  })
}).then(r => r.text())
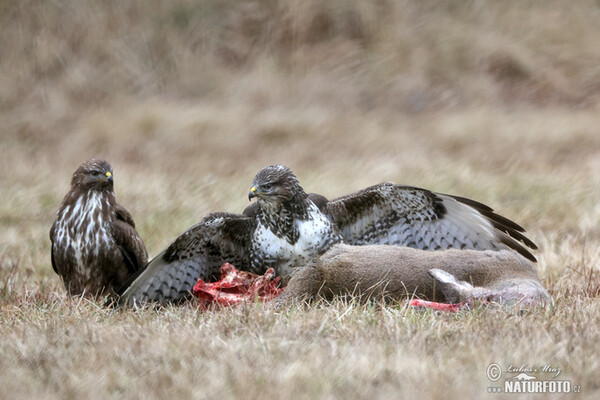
top-left (120, 164), bottom-right (536, 305)
top-left (50, 159), bottom-right (148, 297)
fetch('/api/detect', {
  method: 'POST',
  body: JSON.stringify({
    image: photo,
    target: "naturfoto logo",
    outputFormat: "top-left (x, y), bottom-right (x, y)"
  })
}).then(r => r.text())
top-left (486, 363), bottom-right (581, 394)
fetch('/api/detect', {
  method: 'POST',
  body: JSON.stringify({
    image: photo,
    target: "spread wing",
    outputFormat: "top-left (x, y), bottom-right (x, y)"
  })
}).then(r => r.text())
top-left (119, 212), bottom-right (254, 306)
top-left (324, 183), bottom-right (537, 262)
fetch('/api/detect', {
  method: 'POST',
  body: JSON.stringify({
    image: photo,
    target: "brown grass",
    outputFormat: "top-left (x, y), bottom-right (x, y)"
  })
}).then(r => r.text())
top-left (1, 0), bottom-right (600, 398)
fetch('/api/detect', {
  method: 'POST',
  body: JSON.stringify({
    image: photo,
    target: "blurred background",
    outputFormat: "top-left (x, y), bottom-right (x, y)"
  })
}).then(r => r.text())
top-left (1, 0), bottom-right (600, 286)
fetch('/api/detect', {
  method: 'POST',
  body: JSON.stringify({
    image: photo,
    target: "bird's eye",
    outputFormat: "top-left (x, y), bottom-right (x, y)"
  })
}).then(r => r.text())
top-left (91, 171), bottom-right (100, 177)
top-left (263, 183), bottom-right (273, 190)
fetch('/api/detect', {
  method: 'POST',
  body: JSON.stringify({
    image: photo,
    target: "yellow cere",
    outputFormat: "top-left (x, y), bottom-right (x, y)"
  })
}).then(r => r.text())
top-left (106, 172), bottom-right (112, 178)
top-left (251, 186), bottom-right (256, 193)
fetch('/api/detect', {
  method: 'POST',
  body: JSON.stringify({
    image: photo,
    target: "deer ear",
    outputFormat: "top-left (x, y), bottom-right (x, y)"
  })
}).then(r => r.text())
top-left (428, 269), bottom-right (474, 303)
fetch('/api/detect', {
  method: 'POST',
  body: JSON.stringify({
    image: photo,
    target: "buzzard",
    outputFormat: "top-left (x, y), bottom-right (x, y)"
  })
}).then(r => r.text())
top-left (120, 165), bottom-right (536, 305)
top-left (50, 159), bottom-right (148, 297)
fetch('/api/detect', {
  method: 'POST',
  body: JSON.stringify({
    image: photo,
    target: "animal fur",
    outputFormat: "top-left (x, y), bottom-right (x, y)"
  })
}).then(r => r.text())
top-left (277, 244), bottom-right (548, 307)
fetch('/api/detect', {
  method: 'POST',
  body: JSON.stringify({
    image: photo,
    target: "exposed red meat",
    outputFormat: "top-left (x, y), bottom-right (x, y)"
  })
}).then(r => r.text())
top-left (192, 263), bottom-right (283, 308)
top-left (409, 299), bottom-right (466, 313)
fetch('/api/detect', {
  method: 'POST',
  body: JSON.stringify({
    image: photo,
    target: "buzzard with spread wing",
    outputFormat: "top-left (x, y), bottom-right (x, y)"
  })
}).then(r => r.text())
top-left (120, 165), bottom-right (536, 305)
top-left (50, 159), bottom-right (148, 297)
top-left (121, 165), bottom-right (536, 304)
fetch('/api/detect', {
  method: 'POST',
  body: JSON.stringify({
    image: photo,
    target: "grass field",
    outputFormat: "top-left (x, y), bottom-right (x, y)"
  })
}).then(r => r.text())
top-left (1, 1), bottom-right (600, 398)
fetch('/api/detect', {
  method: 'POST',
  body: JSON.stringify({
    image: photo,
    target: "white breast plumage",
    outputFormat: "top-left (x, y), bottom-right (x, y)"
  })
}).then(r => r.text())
top-left (252, 202), bottom-right (337, 278)
top-left (54, 193), bottom-right (113, 276)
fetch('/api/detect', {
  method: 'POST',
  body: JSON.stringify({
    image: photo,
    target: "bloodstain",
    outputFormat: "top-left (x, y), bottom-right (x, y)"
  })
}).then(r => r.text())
top-left (192, 263), bottom-right (283, 308)
top-left (409, 299), bottom-right (466, 313)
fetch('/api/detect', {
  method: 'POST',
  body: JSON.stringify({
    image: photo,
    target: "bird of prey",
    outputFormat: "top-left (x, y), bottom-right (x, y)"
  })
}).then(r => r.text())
top-left (120, 165), bottom-right (536, 305)
top-left (50, 159), bottom-right (148, 297)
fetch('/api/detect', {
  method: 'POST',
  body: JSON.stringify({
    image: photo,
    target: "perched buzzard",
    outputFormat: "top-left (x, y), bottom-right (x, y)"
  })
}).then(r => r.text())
top-left (50, 159), bottom-right (148, 297)
top-left (120, 165), bottom-right (536, 305)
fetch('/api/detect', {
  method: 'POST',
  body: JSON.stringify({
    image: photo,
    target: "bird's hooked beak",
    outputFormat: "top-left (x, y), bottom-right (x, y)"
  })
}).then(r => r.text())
top-left (105, 171), bottom-right (113, 184)
top-left (248, 186), bottom-right (257, 201)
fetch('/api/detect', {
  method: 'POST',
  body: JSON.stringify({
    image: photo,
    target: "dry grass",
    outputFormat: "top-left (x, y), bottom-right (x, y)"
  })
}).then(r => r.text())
top-left (1, 0), bottom-right (600, 398)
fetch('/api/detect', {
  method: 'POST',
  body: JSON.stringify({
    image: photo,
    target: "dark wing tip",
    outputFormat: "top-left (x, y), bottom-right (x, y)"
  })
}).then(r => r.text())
top-left (489, 220), bottom-right (538, 250)
top-left (499, 235), bottom-right (537, 263)
top-left (444, 194), bottom-right (538, 262)
top-left (447, 194), bottom-right (494, 213)
top-left (449, 194), bottom-right (537, 249)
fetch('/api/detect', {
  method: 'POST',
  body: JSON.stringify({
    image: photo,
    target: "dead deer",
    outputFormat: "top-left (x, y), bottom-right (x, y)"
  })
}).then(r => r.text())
top-left (277, 244), bottom-right (549, 310)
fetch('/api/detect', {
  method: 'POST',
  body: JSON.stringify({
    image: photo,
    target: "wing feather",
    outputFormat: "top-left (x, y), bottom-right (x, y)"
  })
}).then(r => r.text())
top-left (49, 220), bottom-right (58, 274)
top-left (112, 203), bottom-right (148, 274)
top-left (111, 219), bottom-right (148, 275)
top-left (325, 183), bottom-right (537, 262)
top-left (119, 212), bottom-right (254, 306)
top-left (446, 194), bottom-right (537, 249)
top-left (115, 203), bottom-right (137, 228)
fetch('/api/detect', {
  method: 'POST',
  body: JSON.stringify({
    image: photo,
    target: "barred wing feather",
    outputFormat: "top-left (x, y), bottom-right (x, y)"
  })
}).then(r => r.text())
top-left (325, 183), bottom-right (537, 262)
top-left (119, 212), bottom-right (254, 306)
